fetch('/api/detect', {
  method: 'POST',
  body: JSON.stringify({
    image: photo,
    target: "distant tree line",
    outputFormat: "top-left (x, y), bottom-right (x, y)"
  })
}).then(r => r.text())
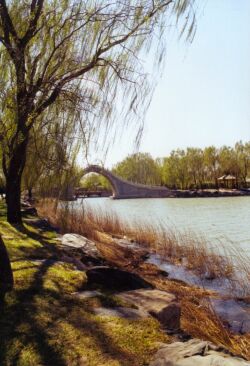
top-left (101, 142), bottom-right (250, 190)
top-left (7, 140), bottom-right (248, 195)
top-left (3, 139), bottom-right (248, 195)
top-left (161, 142), bottom-right (250, 189)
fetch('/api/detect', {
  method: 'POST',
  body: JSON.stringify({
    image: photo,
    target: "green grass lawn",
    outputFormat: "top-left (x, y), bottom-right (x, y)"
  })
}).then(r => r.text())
top-left (0, 202), bottom-right (168, 366)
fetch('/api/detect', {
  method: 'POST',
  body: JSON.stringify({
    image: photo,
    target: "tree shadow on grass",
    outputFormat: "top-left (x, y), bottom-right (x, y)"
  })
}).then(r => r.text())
top-left (11, 221), bottom-right (62, 261)
top-left (0, 259), bottom-right (67, 366)
top-left (0, 225), bottom-right (143, 366)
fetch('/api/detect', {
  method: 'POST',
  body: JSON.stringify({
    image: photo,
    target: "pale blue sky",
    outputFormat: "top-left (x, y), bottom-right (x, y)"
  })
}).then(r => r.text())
top-left (91, 0), bottom-right (250, 168)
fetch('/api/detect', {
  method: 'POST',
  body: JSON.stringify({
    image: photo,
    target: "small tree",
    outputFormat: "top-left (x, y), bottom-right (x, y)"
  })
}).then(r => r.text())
top-left (186, 147), bottom-right (204, 188)
top-left (235, 141), bottom-right (250, 187)
top-left (22, 106), bottom-right (81, 199)
top-left (204, 146), bottom-right (219, 188)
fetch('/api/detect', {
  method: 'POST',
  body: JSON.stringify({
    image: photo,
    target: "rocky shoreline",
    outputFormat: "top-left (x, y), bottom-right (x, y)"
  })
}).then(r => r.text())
top-left (55, 230), bottom-right (250, 365)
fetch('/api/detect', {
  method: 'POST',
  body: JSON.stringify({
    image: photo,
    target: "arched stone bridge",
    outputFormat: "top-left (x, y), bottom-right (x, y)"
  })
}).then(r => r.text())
top-left (83, 165), bottom-right (170, 199)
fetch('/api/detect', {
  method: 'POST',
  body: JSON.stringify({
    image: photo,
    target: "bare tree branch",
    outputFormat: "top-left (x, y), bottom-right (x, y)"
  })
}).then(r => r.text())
top-left (21, 0), bottom-right (45, 45)
top-left (0, 0), bottom-right (18, 45)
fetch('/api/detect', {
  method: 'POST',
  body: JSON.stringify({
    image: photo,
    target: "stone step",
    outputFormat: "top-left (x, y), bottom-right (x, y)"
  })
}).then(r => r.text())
top-left (149, 338), bottom-right (250, 366)
top-left (117, 289), bottom-right (180, 331)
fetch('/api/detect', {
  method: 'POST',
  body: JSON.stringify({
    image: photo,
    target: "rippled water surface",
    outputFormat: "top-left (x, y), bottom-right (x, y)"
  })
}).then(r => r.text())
top-left (75, 196), bottom-right (250, 255)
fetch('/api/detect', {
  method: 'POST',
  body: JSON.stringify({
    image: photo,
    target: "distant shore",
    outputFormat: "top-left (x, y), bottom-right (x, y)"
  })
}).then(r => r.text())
top-left (168, 188), bottom-right (250, 198)
top-left (73, 188), bottom-right (250, 199)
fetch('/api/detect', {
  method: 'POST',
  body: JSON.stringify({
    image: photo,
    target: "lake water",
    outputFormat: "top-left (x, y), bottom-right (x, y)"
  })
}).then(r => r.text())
top-left (75, 196), bottom-right (250, 255)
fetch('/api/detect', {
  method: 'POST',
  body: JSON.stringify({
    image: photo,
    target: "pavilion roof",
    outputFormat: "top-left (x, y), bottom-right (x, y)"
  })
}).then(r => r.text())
top-left (217, 174), bottom-right (236, 180)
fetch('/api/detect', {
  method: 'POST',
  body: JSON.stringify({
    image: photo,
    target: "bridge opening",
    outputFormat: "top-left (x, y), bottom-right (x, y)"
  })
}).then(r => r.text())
top-left (78, 172), bottom-right (114, 197)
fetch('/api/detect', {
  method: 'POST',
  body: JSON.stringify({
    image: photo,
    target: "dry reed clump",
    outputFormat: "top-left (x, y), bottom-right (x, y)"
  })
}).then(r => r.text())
top-left (181, 297), bottom-right (250, 361)
top-left (148, 275), bottom-right (250, 361)
top-left (37, 198), bottom-right (250, 298)
top-left (141, 273), bottom-right (250, 361)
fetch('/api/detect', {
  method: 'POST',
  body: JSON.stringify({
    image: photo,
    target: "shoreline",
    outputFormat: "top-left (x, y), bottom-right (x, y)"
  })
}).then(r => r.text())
top-left (147, 253), bottom-right (250, 334)
top-left (57, 226), bottom-right (250, 360)
top-left (90, 230), bottom-right (250, 335)
top-left (36, 199), bottom-right (250, 359)
top-left (77, 188), bottom-right (250, 200)
top-left (168, 188), bottom-right (250, 198)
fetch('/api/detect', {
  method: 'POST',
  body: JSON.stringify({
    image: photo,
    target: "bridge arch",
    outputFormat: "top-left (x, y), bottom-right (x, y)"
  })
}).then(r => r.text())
top-left (82, 165), bottom-right (170, 199)
top-left (83, 165), bottom-right (119, 197)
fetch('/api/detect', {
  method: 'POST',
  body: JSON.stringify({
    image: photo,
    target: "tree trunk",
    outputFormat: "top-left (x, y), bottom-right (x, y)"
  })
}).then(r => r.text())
top-left (0, 236), bottom-right (14, 306)
top-left (4, 138), bottom-right (28, 224)
top-left (6, 175), bottom-right (22, 224)
top-left (28, 187), bottom-right (32, 200)
top-left (214, 177), bottom-right (218, 189)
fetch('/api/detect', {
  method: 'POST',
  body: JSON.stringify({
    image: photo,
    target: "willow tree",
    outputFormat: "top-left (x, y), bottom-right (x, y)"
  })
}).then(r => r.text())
top-left (22, 103), bottom-right (82, 200)
top-left (113, 152), bottom-right (162, 185)
top-left (0, 0), bottom-right (195, 223)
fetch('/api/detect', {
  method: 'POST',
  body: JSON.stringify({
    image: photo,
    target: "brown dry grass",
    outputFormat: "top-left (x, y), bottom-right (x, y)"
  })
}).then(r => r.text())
top-left (141, 274), bottom-right (250, 360)
top-left (181, 298), bottom-right (250, 360)
top-left (37, 198), bottom-right (250, 361)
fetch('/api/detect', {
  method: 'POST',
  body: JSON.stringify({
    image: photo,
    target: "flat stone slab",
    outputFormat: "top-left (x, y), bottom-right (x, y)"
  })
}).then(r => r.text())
top-left (117, 289), bottom-right (180, 330)
top-left (73, 290), bottom-right (103, 299)
top-left (115, 238), bottom-right (150, 258)
top-left (93, 307), bottom-right (149, 320)
top-left (150, 339), bottom-right (250, 366)
top-left (118, 289), bottom-right (176, 309)
top-left (61, 233), bottom-right (100, 257)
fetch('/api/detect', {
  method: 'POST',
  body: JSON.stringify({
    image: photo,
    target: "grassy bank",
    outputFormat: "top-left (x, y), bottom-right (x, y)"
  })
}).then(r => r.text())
top-left (0, 201), bottom-right (168, 366)
top-left (37, 199), bottom-right (250, 360)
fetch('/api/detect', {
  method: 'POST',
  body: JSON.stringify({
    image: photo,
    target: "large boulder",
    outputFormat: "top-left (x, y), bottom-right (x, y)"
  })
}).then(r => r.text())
top-left (117, 289), bottom-right (180, 331)
top-left (86, 266), bottom-right (153, 291)
top-left (61, 233), bottom-right (100, 258)
top-left (114, 237), bottom-right (150, 260)
top-left (149, 339), bottom-right (250, 366)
